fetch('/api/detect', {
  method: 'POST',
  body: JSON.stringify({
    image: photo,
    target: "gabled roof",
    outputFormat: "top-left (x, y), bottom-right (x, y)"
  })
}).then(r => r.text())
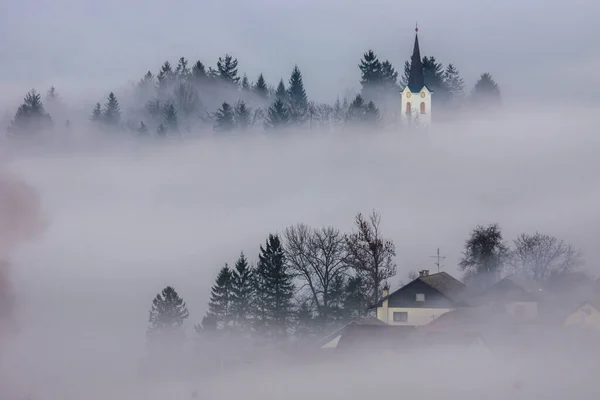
top-left (372, 271), bottom-right (467, 308)
top-left (318, 317), bottom-right (386, 349)
top-left (471, 275), bottom-right (540, 305)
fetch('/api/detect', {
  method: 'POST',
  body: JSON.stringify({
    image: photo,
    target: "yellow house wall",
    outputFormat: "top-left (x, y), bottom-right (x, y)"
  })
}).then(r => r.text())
top-left (377, 306), bottom-right (453, 326)
top-left (565, 304), bottom-right (600, 330)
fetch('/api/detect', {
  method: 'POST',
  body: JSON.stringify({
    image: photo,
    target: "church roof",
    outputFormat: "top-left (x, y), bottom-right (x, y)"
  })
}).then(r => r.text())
top-left (407, 28), bottom-right (426, 93)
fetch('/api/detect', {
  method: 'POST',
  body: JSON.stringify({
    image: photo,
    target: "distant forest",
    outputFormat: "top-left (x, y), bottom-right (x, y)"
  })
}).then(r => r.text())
top-left (5, 49), bottom-right (502, 137)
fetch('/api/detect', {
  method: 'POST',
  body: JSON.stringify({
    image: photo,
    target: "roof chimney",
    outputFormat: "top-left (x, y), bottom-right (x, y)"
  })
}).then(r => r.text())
top-left (419, 270), bottom-right (429, 277)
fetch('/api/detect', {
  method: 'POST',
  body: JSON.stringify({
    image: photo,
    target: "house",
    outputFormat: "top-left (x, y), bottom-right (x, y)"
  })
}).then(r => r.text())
top-left (333, 324), bottom-right (416, 353)
top-left (564, 300), bottom-right (600, 331)
top-left (471, 274), bottom-right (541, 320)
top-left (372, 270), bottom-right (468, 326)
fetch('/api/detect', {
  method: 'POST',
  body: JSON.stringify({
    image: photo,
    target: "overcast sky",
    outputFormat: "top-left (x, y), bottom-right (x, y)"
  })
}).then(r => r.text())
top-left (1, 0), bottom-right (599, 104)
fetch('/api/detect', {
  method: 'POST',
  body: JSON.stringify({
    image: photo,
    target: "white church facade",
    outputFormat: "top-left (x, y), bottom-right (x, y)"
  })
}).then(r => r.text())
top-left (400, 27), bottom-right (432, 126)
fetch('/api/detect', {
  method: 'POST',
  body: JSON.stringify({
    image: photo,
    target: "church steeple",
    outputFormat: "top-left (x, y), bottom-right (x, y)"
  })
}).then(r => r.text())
top-left (407, 26), bottom-right (425, 92)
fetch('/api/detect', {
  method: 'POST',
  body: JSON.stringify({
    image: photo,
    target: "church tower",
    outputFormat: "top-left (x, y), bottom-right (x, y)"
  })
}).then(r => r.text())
top-left (401, 27), bottom-right (432, 126)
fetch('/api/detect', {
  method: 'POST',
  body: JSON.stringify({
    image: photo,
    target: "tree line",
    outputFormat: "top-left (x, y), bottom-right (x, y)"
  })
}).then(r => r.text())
top-left (146, 215), bottom-right (583, 347)
top-left (6, 50), bottom-right (501, 137)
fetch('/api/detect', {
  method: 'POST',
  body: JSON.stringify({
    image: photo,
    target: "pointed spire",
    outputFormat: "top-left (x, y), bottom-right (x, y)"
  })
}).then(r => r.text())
top-left (407, 27), bottom-right (425, 92)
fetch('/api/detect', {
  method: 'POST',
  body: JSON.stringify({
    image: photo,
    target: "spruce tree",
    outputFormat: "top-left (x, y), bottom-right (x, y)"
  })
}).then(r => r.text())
top-left (422, 56), bottom-right (450, 105)
top-left (230, 252), bottom-right (254, 331)
top-left (443, 63), bottom-right (465, 104)
top-left (147, 286), bottom-right (189, 342)
top-left (253, 73), bottom-right (269, 99)
top-left (8, 89), bottom-right (53, 135)
top-left (255, 234), bottom-right (295, 338)
top-left (191, 61), bottom-right (207, 84)
top-left (241, 74), bottom-right (250, 91)
top-left (364, 101), bottom-right (380, 124)
top-left (90, 102), bottom-right (102, 122)
top-left (157, 61), bottom-right (174, 92)
top-left (214, 102), bottom-right (236, 132)
top-left (164, 103), bottom-right (178, 132)
top-left (207, 264), bottom-right (233, 330)
top-left (287, 65), bottom-right (308, 121)
top-left (359, 50), bottom-right (383, 101)
top-left (274, 79), bottom-right (287, 102)
top-left (265, 99), bottom-right (290, 129)
top-left (234, 100), bottom-right (251, 130)
top-left (381, 60), bottom-right (399, 93)
top-left (342, 276), bottom-right (369, 320)
top-left (216, 54), bottom-right (240, 86)
top-left (471, 73), bottom-right (501, 108)
top-left (401, 60), bottom-right (411, 88)
top-left (102, 92), bottom-right (121, 127)
top-left (175, 57), bottom-right (190, 79)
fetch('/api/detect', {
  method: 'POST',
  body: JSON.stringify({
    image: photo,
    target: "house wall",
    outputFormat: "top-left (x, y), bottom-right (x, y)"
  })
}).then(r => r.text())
top-left (377, 306), bottom-right (453, 326)
top-left (564, 304), bottom-right (600, 331)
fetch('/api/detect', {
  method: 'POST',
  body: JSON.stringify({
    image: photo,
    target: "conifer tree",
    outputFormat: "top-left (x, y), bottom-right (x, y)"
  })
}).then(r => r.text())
top-left (8, 89), bottom-right (53, 135)
top-left (157, 61), bottom-right (174, 92)
top-left (287, 65), bottom-right (308, 122)
top-left (359, 50), bottom-right (383, 101)
top-left (253, 73), bottom-right (269, 99)
top-left (157, 123), bottom-right (166, 136)
top-left (241, 74), bottom-right (250, 91)
top-left (471, 73), bottom-right (501, 108)
top-left (102, 92), bottom-right (121, 127)
top-left (275, 79), bottom-right (287, 101)
top-left (206, 265), bottom-right (233, 330)
top-left (137, 71), bottom-right (155, 101)
top-left (265, 99), bottom-right (290, 129)
top-left (345, 94), bottom-right (379, 126)
top-left (342, 276), bottom-right (370, 319)
top-left (364, 101), bottom-right (380, 124)
top-left (147, 286), bottom-right (189, 341)
top-left (164, 104), bottom-right (178, 133)
top-left (230, 252), bottom-right (254, 331)
top-left (234, 100), bottom-right (251, 130)
top-left (90, 102), bottom-right (102, 122)
top-left (216, 54), bottom-right (240, 86)
top-left (191, 61), bottom-right (207, 84)
top-left (422, 56), bottom-right (450, 105)
top-left (381, 60), bottom-right (399, 94)
top-left (214, 102), bottom-right (236, 132)
top-left (173, 82), bottom-right (199, 118)
top-left (401, 60), bottom-right (411, 88)
top-left (255, 234), bottom-right (295, 338)
top-left (443, 63), bottom-right (465, 104)
top-left (175, 57), bottom-right (190, 79)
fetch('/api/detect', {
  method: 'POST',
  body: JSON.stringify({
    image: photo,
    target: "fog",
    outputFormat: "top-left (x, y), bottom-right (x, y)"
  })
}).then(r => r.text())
top-left (0, 104), bottom-right (598, 399)
top-left (3, 0), bottom-right (600, 397)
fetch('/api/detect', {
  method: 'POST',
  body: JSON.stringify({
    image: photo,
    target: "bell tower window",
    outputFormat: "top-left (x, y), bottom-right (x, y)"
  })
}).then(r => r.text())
top-left (420, 102), bottom-right (426, 114)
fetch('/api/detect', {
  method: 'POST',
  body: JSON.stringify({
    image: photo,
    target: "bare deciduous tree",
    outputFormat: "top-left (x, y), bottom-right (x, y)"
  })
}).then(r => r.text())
top-left (284, 224), bottom-right (348, 322)
top-left (345, 211), bottom-right (396, 305)
top-left (508, 232), bottom-right (583, 283)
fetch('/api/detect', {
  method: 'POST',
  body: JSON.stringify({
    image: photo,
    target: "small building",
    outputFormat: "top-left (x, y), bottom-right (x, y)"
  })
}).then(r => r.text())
top-left (372, 270), bottom-right (468, 326)
top-left (471, 274), bottom-right (541, 320)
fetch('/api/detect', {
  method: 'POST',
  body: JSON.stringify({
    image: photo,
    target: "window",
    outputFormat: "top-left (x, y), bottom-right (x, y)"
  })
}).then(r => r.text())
top-left (420, 102), bottom-right (426, 114)
top-left (393, 312), bottom-right (408, 322)
top-left (416, 293), bottom-right (425, 302)
top-left (405, 102), bottom-right (411, 114)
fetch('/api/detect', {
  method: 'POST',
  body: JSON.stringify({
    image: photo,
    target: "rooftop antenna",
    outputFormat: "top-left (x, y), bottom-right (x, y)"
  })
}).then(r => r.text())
top-left (430, 248), bottom-right (446, 273)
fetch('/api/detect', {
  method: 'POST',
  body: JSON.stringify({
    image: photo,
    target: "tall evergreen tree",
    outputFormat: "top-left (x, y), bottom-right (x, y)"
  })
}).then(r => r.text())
top-left (359, 50), bottom-right (383, 101)
top-left (147, 286), bottom-right (189, 342)
top-left (275, 79), bottom-right (287, 102)
top-left (287, 65), bottom-right (308, 122)
top-left (381, 60), bottom-right (399, 92)
top-left (342, 276), bottom-right (370, 319)
top-left (230, 253), bottom-right (254, 331)
top-left (214, 102), bottom-right (236, 132)
top-left (364, 101), bottom-right (380, 124)
top-left (157, 61), bottom-right (174, 92)
top-left (471, 73), bottom-right (501, 108)
top-left (206, 265), bottom-right (234, 330)
top-left (255, 234), bottom-right (295, 338)
top-left (216, 54), bottom-right (240, 86)
top-left (8, 89), bottom-right (53, 135)
top-left (443, 63), bottom-right (465, 104)
top-left (345, 94), bottom-right (379, 127)
top-left (401, 60), bottom-right (411, 88)
top-left (234, 100), bottom-right (251, 130)
top-left (191, 61), bottom-right (208, 85)
top-left (265, 99), bottom-right (290, 129)
top-left (253, 73), bottom-right (269, 99)
top-left (241, 74), bottom-right (250, 91)
top-left (163, 103), bottom-right (178, 132)
top-left (175, 57), bottom-right (190, 79)
top-left (102, 92), bottom-right (121, 127)
top-left (90, 102), bottom-right (102, 122)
